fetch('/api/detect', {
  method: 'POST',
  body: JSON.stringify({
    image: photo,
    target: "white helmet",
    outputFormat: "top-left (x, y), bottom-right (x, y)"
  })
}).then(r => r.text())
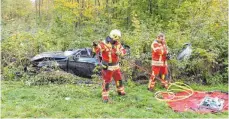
top-left (109, 29), bottom-right (121, 41)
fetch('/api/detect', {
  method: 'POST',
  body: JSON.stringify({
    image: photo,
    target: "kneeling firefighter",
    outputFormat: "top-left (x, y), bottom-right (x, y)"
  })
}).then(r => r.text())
top-left (93, 29), bottom-right (126, 102)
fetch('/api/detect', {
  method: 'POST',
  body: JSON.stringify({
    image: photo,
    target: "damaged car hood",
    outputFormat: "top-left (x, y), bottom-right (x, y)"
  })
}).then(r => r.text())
top-left (31, 51), bottom-right (66, 62)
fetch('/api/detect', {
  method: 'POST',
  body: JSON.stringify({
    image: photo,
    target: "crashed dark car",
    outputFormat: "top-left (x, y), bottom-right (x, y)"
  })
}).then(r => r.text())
top-left (31, 48), bottom-right (99, 77)
top-left (31, 45), bottom-right (130, 78)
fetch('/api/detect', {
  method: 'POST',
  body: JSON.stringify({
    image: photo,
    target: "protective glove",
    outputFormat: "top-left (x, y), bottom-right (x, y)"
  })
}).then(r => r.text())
top-left (166, 54), bottom-right (171, 60)
top-left (92, 52), bottom-right (96, 58)
top-left (101, 62), bottom-right (108, 70)
top-left (116, 51), bottom-right (122, 56)
top-left (102, 64), bottom-right (108, 70)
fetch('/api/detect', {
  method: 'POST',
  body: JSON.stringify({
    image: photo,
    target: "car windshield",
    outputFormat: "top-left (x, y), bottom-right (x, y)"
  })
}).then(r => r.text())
top-left (64, 51), bottom-right (74, 56)
top-left (80, 50), bottom-right (88, 57)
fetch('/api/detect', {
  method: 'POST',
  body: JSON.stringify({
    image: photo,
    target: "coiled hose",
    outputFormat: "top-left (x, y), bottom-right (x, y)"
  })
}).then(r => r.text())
top-left (155, 82), bottom-right (194, 102)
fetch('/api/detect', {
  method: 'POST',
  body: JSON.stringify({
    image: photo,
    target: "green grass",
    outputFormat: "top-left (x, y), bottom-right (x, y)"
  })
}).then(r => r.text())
top-left (1, 80), bottom-right (228, 118)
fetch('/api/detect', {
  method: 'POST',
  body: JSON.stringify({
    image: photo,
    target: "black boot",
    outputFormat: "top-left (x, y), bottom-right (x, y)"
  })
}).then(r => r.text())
top-left (116, 80), bottom-right (126, 96)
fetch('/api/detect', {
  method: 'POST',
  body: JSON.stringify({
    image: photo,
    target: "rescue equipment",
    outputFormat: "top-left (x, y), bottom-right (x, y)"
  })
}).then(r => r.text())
top-left (163, 91), bottom-right (228, 113)
top-left (154, 82), bottom-right (194, 102)
top-left (199, 96), bottom-right (225, 111)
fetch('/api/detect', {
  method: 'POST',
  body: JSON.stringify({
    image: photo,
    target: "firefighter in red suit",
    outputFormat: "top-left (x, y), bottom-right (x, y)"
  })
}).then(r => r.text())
top-left (148, 33), bottom-right (169, 91)
top-left (93, 29), bottom-right (126, 102)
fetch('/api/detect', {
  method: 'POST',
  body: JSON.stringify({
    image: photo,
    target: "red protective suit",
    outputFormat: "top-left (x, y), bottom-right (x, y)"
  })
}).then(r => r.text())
top-left (148, 40), bottom-right (169, 90)
top-left (93, 40), bottom-right (126, 102)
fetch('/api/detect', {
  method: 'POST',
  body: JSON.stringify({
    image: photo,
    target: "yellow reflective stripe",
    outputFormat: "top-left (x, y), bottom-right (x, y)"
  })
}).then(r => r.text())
top-left (116, 81), bottom-right (120, 87)
top-left (120, 90), bottom-right (125, 93)
top-left (151, 43), bottom-right (156, 50)
top-left (116, 45), bottom-right (119, 55)
top-left (152, 61), bottom-right (167, 66)
top-left (118, 87), bottom-right (124, 90)
top-left (150, 83), bottom-right (155, 87)
top-left (117, 90), bottom-right (122, 92)
top-left (161, 48), bottom-right (164, 55)
top-left (150, 79), bottom-right (155, 87)
top-left (151, 71), bottom-right (155, 76)
top-left (161, 80), bottom-right (168, 84)
top-left (149, 71), bottom-right (155, 88)
top-left (107, 42), bottom-right (112, 48)
top-left (98, 44), bottom-right (102, 49)
top-left (98, 44), bottom-right (105, 53)
top-left (121, 53), bottom-right (125, 57)
top-left (159, 55), bottom-right (162, 61)
top-left (102, 94), bottom-right (109, 97)
top-left (148, 80), bottom-right (155, 88)
top-left (102, 80), bottom-right (106, 89)
top-left (116, 44), bottom-right (121, 50)
top-left (102, 92), bottom-right (108, 95)
top-left (107, 64), bottom-right (120, 71)
top-left (152, 60), bottom-right (164, 66)
top-left (102, 43), bottom-right (112, 63)
top-left (102, 92), bottom-right (109, 96)
top-left (148, 79), bottom-right (152, 88)
top-left (117, 87), bottom-right (124, 91)
top-left (161, 75), bottom-right (165, 80)
top-left (108, 52), bottom-right (112, 63)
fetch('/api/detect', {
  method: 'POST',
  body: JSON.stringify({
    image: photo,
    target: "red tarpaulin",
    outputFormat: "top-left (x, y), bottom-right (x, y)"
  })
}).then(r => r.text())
top-left (162, 91), bottom-right (228, 113)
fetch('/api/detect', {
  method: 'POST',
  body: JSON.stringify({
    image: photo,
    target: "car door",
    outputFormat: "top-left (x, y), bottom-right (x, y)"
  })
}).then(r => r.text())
top-left (76, 49), bottom-right (98, 77)
top-left (67, 51), bottom-right (83, 76)
top-left (57, 58), bottom-right (68, 71)
top-left (78, 48), bottom-right (99, 76)
top-left (68, 49), bottom-right (97, 77)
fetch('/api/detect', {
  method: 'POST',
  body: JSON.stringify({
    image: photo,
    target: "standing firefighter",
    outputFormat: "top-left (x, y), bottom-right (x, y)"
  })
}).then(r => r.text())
top-left (93, 29), bottom-right (126, 102)
top-left (148, 33), bottom-right (169, 91)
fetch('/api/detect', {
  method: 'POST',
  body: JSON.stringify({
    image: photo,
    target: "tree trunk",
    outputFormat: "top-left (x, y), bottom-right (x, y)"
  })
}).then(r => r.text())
top-left (35, 0), bottom-right (37, 18)
top-left (38, 0), bottom-right (41, 18)
top-left (112, 0), bottom-right (115, 18)
top-left (126, 0), bottom-right (131, 29)
top-left (106, 0), bottom-right (109, 8)
top-left (106, 0), bottom-right (110, 25)
top-left (149, 0), bottom-right (152, 15)
top-left (97, 0), bottom-right (100, 6)
top-left (75, 0), bottom-right (79, 28)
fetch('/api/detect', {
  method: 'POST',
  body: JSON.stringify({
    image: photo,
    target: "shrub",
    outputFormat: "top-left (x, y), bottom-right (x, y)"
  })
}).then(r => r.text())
top-left (23, 70), bottom-right (83, 86)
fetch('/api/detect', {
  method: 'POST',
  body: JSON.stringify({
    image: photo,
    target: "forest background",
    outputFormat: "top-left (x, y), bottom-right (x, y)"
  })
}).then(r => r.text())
top-left (1, 0), bottom-right (228, 118)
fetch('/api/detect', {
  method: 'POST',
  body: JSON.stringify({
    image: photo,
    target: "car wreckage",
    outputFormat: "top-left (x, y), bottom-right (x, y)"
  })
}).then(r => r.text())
top-left (30, 43), bottom-right (191, 82)
top-left (30, 45), bottom-right (131, 78)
